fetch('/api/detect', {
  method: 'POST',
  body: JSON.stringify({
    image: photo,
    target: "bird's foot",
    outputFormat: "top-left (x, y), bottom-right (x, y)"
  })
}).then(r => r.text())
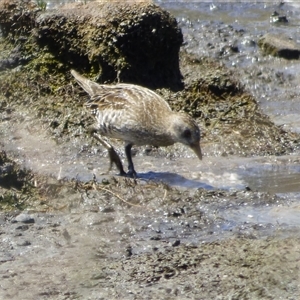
top-left (116, 169), bottom-right (136, 178)
top-left (126, 170), bottom-right (137, 179)
top-left (126, 165), bottom-right (137, 178)
top-left (118, 170), bottom-right (127, 176)
top-left (107, 148), bottom-right (137, 178)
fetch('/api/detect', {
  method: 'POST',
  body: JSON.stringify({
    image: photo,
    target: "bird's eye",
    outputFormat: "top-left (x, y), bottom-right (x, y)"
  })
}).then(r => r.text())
top-left (183, 129), bottom-right (191, 139)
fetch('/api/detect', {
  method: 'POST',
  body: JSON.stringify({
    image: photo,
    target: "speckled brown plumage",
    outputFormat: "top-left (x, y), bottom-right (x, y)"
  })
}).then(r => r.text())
top-left (71, 69), bottom-right (202, 177)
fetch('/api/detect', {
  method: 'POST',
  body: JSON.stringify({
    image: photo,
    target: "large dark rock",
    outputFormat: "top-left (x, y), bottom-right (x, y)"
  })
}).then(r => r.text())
top-left (258, 33), bottom-right (300, 59)
top-left (0, 0), bottom-right (183, 90)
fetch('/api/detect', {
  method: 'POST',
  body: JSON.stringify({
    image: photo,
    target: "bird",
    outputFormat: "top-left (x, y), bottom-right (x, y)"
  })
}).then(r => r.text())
top-left (71, 69), bottom-right (202, 178)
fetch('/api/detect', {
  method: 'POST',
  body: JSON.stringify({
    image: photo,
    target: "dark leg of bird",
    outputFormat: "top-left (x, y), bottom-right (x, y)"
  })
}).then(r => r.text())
top-left (92, 132), bottom-right (126, 176)
top-left (107, 147), bottom-right (126, 176)
top-left (125, 143), bottom-right (137, 178)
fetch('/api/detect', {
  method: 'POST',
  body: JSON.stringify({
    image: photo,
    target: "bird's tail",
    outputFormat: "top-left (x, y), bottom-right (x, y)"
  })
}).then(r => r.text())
top-left (71, 70), bottom-right (101, 97)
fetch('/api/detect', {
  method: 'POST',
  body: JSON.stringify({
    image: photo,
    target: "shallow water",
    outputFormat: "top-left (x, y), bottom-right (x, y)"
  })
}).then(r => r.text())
top-left (2, 110), bottom-right (300, 231)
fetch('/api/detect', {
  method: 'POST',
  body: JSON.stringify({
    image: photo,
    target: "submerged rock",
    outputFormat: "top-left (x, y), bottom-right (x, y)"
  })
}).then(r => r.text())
top-left (258, 33), bottom-right (300, 59)
top-left (269, 11), bottom-right (288, 24)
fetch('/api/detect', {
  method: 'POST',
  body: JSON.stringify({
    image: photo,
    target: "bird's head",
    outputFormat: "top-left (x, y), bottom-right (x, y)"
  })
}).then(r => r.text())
top-left (171, 113), bottom-right (202, 160)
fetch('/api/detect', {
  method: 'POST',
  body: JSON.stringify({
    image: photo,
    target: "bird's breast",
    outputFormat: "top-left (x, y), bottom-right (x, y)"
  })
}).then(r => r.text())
top-left (89, 95), bottom-right (175, 146)
top-left (95, 114), bottom-right (175, 147)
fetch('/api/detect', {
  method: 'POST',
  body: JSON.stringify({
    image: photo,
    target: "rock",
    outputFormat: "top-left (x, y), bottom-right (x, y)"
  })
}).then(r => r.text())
top-left (17, 240), bottom-right (31, 246)
top-left (125, 245), bottom-right (133, 257)
top-left (270, 11), bottom-right (288, 24)
top-left (258, 33), bottom-right (300, 59)
top-left (0, 254), bottom-right (14, 263)
top-left (0, 45), bottom-right (27, 71)
top-left (172, 240), bottom-right (180, 247)
top-left (62, 229), bottom-right (71, 242)
top-left (14, 213), bottom-right (35, 224)
top-left (0, 151), bottom-right (29, 189)
top-left (0, 0), bottom-right (39, 39)
top-left (16, 224), bottom-right (29, 231)
top-left (0, 0), bottom-right (183, 90)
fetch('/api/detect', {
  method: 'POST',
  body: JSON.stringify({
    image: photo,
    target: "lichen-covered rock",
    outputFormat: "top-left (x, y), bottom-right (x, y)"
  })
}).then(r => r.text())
top-left (258, 33), bottom-right (300, 59)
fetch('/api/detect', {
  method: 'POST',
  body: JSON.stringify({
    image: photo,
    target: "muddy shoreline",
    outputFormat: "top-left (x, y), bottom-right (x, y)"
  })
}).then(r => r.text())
top-left (1, 1), bottom-right (300, 299)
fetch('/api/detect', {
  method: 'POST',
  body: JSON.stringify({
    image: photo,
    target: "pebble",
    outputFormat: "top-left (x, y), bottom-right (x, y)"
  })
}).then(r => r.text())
top-left (16, 224), bottom-right (29, 231)
top-left (172, 240), bottom-right (181, 247)
top-left (14, 213), bottom-right (35, 224)
top-left (17, 240), bottom-right (31, 246)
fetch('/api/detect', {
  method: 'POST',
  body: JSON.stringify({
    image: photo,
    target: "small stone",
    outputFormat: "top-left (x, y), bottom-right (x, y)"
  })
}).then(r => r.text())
top-left (62, 229), bottom-right (71, 242)
top-left (17, 240), bottom-right (31, 246)
top-left (16, 224), bottom-right (29, 231)
top-left (14, 214), bottom-right (35, 224)
top-left (150, 235), bottom-right (162, 241)
top-left (125, 246), bottom-right (133, 257)
top-left (172, 240), bottom-right (180, 247)
top-left (0, 255), bottom-right (14, 263)
top-left (101, 207), bottom-right (115, 213)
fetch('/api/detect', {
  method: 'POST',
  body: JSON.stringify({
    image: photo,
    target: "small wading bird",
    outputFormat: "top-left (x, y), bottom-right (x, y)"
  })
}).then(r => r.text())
top-left (71, 70), bottom-right (202, 178)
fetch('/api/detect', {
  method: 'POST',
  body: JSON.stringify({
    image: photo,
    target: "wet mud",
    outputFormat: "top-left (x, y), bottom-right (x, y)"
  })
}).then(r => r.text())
top-left (1, 176), bottom-right (300, 299)
top-left (1, 1), bottom-right (300, 299)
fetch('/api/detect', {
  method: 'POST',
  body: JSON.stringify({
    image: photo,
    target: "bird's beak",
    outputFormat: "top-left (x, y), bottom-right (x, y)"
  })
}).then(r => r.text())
top-left (190, 143), bottom-right (202, 160)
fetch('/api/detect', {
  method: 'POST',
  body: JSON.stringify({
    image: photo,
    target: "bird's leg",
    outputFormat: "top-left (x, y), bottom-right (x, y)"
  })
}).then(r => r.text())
top-left (125, 143), bottom-right (137, 178)
top-left (91, 132), bottom-right (126, 176)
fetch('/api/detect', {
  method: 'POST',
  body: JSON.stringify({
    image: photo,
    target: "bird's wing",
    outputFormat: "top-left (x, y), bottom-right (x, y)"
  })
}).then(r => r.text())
top-left (71, 69), bottom-right (129, 112)
top-left (86, 92), bottom-right (129, 116)
top-left (71, 69), bottom-right (171, 114)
